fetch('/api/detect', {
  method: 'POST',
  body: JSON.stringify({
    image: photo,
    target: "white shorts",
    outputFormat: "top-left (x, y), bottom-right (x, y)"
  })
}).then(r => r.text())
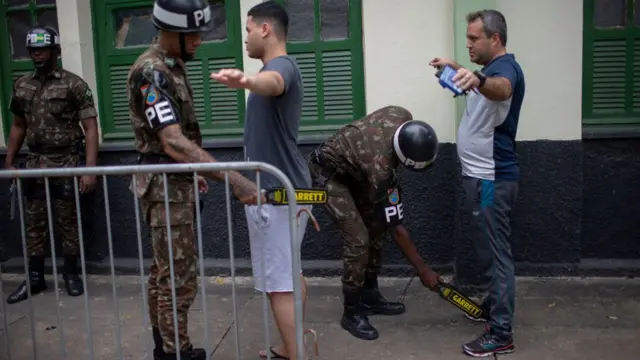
top-left (244, 204), bottom-right (312, 293)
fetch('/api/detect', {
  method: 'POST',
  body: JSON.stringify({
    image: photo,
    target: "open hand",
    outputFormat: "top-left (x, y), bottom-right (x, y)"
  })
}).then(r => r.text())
top-left (210, 69), bottom-right (253, 89)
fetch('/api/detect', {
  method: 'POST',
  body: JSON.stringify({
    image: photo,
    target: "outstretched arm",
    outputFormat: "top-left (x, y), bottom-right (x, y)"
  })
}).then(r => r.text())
top-left (131, 67), bottom-right (262, 204)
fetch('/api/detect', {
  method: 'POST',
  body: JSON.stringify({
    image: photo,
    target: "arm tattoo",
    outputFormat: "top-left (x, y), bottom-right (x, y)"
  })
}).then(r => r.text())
top-left (159, 125), bottom-right (251, 186)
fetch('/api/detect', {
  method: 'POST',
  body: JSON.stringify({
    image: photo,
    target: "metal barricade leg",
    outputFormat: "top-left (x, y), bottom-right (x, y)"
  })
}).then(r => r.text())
top-left (131, 175), bottom-right (153, 359)
top-left (0, 258), bottom-right (11, 360)
top-left (224, 172), bottom-right (242, 360)
top-left (102, 176), bottom-right (123, 360)
top-left (193, 172), bottom-right (210, 357)
top-left (72, 177), bottom-right (95, 360)
top-left (255, 171), bottom-right (274, 360)
top-left (162, 172), bottom-right (182, 360)
top-left (15, 179), bottom-right (38, 360)
top-left (44, 177), bottom-right (66, 359)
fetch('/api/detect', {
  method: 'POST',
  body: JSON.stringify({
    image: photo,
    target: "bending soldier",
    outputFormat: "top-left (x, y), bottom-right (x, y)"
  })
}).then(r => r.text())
top-left (308, 105), bottom-right (442, 341)
top-left (5, 26), bottom-right (99, 304)
top-left (127, 1), bottom-right (262, 359)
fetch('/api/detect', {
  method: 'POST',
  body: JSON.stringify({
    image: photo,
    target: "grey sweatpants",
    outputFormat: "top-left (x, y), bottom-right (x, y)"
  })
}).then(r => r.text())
top-left (457, 176), bottom-right (518, 339)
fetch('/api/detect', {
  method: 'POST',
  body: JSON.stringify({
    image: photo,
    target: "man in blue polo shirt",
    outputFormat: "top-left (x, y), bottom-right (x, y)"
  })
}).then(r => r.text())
top-left (430, 9), bottom-right (525, 357)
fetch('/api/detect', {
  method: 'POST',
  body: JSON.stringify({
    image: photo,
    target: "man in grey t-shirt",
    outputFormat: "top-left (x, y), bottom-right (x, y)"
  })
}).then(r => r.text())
top-left (210, 2), bottom-right (314, 360)
top-left (243, 52), bottom-right (312, 190)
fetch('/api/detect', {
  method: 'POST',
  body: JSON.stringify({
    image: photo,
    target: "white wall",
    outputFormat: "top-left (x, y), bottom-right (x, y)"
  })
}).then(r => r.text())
top-left (56, 0), bottom-right (101, 142)
top-left (496, 0), bottom-right (583, 141)
top-left (362, 0), bottom-right (457, 142)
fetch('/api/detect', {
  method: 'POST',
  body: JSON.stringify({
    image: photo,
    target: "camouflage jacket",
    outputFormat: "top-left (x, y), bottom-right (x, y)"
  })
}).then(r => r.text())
top-left (9, 67), bottom-right (97, 152)
top-left (127, 43), bottom-right (202, 202)
top-left (319, 105), bottom-right (413, 203)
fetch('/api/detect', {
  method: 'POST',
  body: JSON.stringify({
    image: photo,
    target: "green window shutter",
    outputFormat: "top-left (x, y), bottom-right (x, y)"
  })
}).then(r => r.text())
top-left (295, 53), bottom-right (319, 121)
top-left (92, 0), bottom-right (245, 142)
top-left (185, 61), bottom-right (206, 123)
top-left (590, 39), bottom-right (627, 115)
top-left (322, 50), bottom-right (354, 121)
top-left (108, 64), bottom-right (131, 130)
top-left (582, 0), bottom-right (640, 127)
top-left (634, 39), bottom-right (640, 113)
top-left (207, 57), bottom-right (242, 126)
top-left (279, 0), bottom-right (365, 134)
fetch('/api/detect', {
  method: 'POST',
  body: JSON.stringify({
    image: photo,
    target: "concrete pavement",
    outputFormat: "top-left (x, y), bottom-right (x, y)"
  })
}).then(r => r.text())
top-left (1, 275), bottom-right (639, 360)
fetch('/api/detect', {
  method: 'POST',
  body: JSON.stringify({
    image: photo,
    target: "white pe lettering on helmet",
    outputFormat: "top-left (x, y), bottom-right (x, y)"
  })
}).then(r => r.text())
top-left (403, 158), bottom-right (430, 170)
top-left (392, 121), bottom-right (435, 170)
top-left (193, 6), bottom-right (211, 27)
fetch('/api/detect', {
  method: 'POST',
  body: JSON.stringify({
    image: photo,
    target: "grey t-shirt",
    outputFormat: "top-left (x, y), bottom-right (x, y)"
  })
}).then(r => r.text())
top-left (243, 55), bottom-right (312, 190)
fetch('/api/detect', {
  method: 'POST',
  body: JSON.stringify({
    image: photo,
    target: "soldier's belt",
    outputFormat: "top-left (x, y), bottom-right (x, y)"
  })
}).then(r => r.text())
top-left (138, 153), bottom-right (176, 165)
top-left (28, 142), bottom-right (82, 155)
top-left (264, 188), bottom-right (328, 205)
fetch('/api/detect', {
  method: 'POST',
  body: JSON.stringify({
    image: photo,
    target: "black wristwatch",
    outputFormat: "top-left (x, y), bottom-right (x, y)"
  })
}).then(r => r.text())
top-left (473, 70), bottom-right (487, 88)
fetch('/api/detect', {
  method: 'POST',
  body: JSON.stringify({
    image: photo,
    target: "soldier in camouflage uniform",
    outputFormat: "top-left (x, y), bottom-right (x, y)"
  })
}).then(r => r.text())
top-left (308, 105), bottom-right (442, 340)
top-left (128, 1), bottom-right (262, 359)
top-left (4, 26), bottom-right (99, 305)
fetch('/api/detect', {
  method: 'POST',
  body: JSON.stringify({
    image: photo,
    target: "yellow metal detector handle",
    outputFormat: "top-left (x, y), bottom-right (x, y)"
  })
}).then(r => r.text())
top-left (263, 188), bottom-right (328, 205)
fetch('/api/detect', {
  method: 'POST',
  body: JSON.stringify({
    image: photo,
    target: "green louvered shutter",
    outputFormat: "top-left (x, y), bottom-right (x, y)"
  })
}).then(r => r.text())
top-left (582, 0), bottom-right (640, 127)
top-left (634, 39), bottom-right (640, 113)
top-left (294, 53), bottom-right (319, 121)
top-left (186, 61), bottom-right (206, 122)
top-left (207, 58), bottom-right (242, 126)
top-left (590, 40), bottom-right (627, 115)
top-left (322, 50), bottom-right (354, 121)
top-left (92, 0), bottom-right (245, 141)
top-left (108, 64), bottom-right (132, 130)
top-left (281, 0), bottom-right (365, 132)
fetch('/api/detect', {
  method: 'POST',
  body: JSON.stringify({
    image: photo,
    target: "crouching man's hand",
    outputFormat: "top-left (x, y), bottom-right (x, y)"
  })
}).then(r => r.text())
top-left (418, 268), bottom-right (441, 292)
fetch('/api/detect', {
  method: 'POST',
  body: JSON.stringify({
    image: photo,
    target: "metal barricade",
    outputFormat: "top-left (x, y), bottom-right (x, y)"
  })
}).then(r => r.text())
top-left (0, 161), bottom-right (314, 360)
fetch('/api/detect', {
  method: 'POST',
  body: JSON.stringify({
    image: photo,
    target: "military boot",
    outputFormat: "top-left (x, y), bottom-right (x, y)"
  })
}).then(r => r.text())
top-left (340, 289), bottom-right (379, 341)
top-left (361, 272), bottom-right (406, 316)
top-left (152, 327), bottom-right (207, 360)
top-left (156, 346), bottom-right (206, 360)
top-left (152, 326), bottom-right (165, 359)
top-left (62, 255), bottom-right (83, 297)
top-left (6, 256), bottom-right (47, 304)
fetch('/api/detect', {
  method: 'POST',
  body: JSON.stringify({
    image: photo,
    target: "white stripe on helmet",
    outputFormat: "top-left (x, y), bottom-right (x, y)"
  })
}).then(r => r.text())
top-left (153, 3), bottom-right (211, 29)
top-left (393, 121), bottom-right (431, 170)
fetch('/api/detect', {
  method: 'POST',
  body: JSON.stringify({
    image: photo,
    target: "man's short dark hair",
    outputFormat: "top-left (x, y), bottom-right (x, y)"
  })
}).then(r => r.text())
top-left (466, 9), bottom-right (507, 46)
top-left (248, 0), bottom-right (289, 39)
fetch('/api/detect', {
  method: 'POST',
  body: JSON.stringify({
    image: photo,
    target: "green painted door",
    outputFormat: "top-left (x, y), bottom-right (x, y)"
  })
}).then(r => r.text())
top-left (582, 0), bottom-right (640, 127)
top-left (91, 0), bottom-right (245, 142)
top-left (274, 0), bottom-right (366, 134)
top-left (0, 0), bottom-right (61, 140)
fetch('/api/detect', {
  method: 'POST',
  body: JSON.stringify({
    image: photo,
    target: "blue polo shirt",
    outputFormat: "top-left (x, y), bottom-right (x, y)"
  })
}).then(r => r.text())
top-left (456, 53), bottom-right (525, 181)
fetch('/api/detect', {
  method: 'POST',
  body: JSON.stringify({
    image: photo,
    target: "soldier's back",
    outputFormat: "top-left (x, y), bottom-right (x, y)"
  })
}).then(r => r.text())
top-left (322, 105), bottom-right (413, 186)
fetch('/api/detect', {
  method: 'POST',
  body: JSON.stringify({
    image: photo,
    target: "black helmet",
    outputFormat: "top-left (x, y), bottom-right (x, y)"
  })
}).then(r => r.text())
top-left (393, 120), bottom-right (439, 172)
top-left (152, 0), bottom-right (213, 33)
top-left (25, 26), bottom-right (60, 49)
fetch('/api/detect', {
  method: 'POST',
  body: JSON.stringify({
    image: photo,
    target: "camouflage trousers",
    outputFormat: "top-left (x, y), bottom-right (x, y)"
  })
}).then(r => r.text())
top-left (141, 198), bottom-right (198, 354)
top-left (309, 162), bottom-right (385, 293)
top-left (23, 153), bottom-right (80, 257)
